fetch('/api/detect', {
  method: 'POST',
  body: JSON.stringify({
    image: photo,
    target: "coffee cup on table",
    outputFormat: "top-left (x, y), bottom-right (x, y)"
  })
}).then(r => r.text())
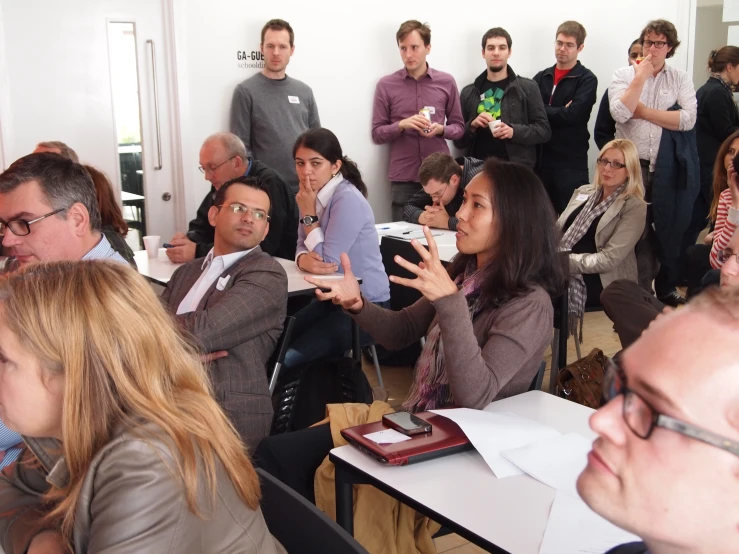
top-left (143, 235), bottom-right (160, 258)
top-left (488, 119), bottom-right (503, 134)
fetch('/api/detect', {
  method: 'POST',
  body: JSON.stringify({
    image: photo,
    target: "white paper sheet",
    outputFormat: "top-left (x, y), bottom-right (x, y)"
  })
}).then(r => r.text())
top-left (501, 433), bottom-right (592, 499)
top-left (539, 491), bottom-right (640, 554)
top-left (429, 409), bottom-right (560, 478)
top-left (363, 429), bottom-right (412, 445)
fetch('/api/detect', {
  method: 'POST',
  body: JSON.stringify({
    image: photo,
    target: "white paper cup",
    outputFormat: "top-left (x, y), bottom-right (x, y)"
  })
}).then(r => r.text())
top-left (158, 247), bottom-right (168, 260)
top-left (143, 235), bottom-right (160, 258)
top-left (488, 119), bottom-right (503, 134)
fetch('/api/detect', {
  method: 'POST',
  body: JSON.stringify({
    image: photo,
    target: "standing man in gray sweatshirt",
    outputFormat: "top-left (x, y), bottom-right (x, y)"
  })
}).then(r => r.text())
top-left (230, 19), bottom-right (320, 194)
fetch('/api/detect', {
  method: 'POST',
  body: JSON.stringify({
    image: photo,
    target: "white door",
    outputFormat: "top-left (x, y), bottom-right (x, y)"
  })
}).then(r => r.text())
top-left (0, 0), bottom-right (182, 246)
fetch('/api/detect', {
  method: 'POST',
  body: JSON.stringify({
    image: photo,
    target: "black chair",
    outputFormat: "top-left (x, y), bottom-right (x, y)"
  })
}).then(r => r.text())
top-left (380, 236), bottom-right (424, 311)
top-left (257, 468), bottom-right (370, 554)
top-left (267, 316), bottom-right (296, 395)
top-left (529, 361), bottom-right (546, 392)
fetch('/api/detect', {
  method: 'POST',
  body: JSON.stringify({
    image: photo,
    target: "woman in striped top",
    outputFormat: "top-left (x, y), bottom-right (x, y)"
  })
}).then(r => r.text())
top-left (708, 131), bottom-right (739, 269)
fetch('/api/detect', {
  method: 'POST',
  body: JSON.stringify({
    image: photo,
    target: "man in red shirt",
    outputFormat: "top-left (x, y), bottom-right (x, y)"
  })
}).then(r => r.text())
top-left (533, 21), bottom-right (598, 213)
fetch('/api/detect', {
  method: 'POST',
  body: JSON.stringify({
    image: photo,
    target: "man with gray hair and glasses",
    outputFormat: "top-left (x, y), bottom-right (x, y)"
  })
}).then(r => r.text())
top-left (577, 284), bottom-right (739, 554)
top-left (166, 132), bottom-right (297, 263)
top-left (32, 140), bottom-right (79, 163)
top-left (0, 152), bottom-right (127, 471)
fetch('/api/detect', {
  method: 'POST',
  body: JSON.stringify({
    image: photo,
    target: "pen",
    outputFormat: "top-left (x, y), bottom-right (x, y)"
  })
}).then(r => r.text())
top-left (163, 243), bottom-right (175, 248)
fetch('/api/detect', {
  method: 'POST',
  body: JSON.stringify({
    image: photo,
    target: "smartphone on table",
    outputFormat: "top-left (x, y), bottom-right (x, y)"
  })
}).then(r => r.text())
top-left (382, 411), bottom-right (432, 436)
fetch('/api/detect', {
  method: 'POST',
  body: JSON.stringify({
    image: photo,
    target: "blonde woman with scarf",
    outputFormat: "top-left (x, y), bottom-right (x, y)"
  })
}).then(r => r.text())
top-left (558, 138), bottom-right (646, 340)
top-left (255, 159), bottom-right (567, 531)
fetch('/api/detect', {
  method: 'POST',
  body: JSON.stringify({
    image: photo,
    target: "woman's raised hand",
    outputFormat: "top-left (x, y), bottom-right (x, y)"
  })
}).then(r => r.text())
top-left (390, 226), bottom-right (459, 302)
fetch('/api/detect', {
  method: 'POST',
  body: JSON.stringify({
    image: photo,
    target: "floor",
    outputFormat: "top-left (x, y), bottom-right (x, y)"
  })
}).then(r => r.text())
top-left (359, 309), bottom-right (622, 553)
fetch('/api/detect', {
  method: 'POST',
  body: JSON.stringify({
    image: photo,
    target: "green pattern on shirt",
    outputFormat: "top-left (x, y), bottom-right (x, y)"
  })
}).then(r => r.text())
top-left (477, 87), bottom-right (504, 119)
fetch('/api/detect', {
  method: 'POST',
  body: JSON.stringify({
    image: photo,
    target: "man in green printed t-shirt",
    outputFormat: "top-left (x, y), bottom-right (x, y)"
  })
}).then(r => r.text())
top-left (455, 27), bottom-right (551, 167)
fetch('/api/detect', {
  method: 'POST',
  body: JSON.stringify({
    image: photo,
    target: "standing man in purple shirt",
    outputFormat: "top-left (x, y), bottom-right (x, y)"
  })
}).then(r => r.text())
top-left (372, 20), bottom-right (465, 221)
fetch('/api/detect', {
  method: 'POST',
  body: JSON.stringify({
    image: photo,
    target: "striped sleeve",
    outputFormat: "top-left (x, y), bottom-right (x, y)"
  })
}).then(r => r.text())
top-left (710, 189), bottom-right (738, 269)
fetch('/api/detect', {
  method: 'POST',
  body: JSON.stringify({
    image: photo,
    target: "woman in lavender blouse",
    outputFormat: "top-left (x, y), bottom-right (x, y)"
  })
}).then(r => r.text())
top-left (284, 128), bottom-right (390, 368)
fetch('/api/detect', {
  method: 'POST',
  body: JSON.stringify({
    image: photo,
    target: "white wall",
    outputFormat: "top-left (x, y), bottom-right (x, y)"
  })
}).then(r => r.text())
top-left (693, 5), bottom-right (731, 87)
top-left (173, 0), bottom-right (693, 223)
top-left (0, 0), bottom-right (121, 181)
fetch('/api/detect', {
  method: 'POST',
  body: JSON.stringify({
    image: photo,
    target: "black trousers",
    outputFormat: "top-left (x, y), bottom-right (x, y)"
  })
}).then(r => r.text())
top-left (538, 167), bottom-right (590, 215)
top-left (681, 244), bottom-right (711, 299)
top-left (600, 279), bottom-right (665, 348)
top-left (254, 423), bottom-right (333, 504)
top-left (600, 279), bottom-right (664, 349)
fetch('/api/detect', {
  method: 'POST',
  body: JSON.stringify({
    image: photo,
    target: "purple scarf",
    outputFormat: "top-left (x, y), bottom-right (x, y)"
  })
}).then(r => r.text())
top-left (403, 260), bottom-right (485, 412)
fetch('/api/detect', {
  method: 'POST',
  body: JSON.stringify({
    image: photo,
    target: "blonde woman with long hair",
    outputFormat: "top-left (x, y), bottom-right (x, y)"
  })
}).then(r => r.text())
top-left (557, 138), bottom-right (647, 339)
top-left (0, 261), bottom-right (285, 554)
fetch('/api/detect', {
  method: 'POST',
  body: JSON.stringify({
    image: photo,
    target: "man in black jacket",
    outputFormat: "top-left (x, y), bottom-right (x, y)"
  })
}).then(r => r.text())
top-left (166, 132), bottom-right (297, 262)
top-left (454, 27), bottom-right (550, 167)
top-left (533, 21), bottom-right (597, 214)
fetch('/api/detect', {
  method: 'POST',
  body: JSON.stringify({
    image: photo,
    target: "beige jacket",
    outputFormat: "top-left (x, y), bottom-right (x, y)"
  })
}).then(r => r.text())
top-left (0, 423), bottom-right (286, 554)
top-left (557, 184), bottom-right (647, 289)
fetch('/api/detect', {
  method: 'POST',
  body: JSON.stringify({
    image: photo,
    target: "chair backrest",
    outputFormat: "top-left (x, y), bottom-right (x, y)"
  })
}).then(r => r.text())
top-left (528, 361), bottom-right (546, 392)
top-left (380, 236), bottom-right (424, 311)
top-left (267, 316), bottom-right (296, 395)
top-left (256, 468), bottom-right (370, 554)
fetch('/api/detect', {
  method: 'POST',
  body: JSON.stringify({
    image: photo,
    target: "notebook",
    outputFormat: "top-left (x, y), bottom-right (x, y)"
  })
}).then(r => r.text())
top-left (341, 412), bottom-right (472, 465)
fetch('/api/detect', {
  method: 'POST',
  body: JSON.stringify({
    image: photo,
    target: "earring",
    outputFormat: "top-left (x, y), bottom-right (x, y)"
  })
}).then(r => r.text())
top-left (332, 172), bottom-right (338, 178)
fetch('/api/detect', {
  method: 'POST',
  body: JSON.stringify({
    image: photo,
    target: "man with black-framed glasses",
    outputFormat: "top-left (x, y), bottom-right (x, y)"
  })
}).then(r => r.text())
top-left (0, 152), bottom-right (129, 472)
top-left (608, 19), bottom-right (698, 307)
top-left (165, 132), bottom-right (297, 263)
top-left (577, 285), bottom-right (739, 554)
top-left (162, 176), bottom-right (287, 449)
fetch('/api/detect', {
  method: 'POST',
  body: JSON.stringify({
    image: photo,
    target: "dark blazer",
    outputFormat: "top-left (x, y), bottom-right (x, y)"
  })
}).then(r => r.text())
top-left (455, 66), bottom-right (551, 167)
top-left (161, 246), bottom-right (288, 450)
top-left (187, 159), bottom-right (298, 260)
top-left (653, 105), bottom-right (701, 267)
top-left (533, 61), bottom-right (598, 170)
top-left (696, 76), bottom-right (739, 168)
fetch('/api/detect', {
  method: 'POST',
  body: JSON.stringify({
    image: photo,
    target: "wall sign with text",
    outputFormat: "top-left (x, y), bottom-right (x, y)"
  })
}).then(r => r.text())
top-left (237, 50), bottom-right (265, 69)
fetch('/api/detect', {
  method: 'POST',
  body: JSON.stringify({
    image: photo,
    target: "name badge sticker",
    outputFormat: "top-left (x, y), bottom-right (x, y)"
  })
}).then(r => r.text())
top-left (424, 106), bottom-right (436, 114)
top-left (288, 95), bottom-right (300, 104)
top-left (576, 193), bottom-right (589, 202)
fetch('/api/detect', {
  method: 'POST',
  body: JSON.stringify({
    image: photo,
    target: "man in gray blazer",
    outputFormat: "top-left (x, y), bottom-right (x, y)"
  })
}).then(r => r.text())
top-left (161, 176), bottom-right (287, 451)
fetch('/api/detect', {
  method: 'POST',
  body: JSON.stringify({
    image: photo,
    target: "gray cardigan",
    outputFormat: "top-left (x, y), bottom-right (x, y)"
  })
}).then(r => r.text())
top-left (352, 286), bottom-right (553, 408)
top-left (558, 184), bottom-right (647, 289)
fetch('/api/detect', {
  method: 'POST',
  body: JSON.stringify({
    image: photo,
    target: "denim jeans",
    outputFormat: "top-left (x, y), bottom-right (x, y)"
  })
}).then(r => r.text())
top-left (283, 298), bottom-right (391, 369)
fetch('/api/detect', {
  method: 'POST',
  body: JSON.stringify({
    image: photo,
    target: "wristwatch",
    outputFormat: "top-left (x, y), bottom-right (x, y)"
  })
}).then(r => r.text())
top-left (300, 215), bottom-right (319, 226)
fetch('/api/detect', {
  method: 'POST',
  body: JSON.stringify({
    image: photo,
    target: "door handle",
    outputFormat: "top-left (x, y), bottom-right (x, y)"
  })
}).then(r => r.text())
top-left (146, 39), bottom-right (163, 171)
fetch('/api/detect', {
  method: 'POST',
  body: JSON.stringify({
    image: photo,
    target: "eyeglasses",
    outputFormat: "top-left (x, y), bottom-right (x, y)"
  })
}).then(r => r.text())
top-left (596, 158), bottom-right (627, 170)
top-left (424, 183), bottom-right (448, 202)
top-left (0, 208), bottom-right (66, 237)
top-left (718, 248), bottom-right (739, 265)
top-left (643, 40), bottom-right (668, 49)
top-left (555, 40), bottom-right (577, 50)
top-left (198, 156), bottom-right (237, 174)
top-left (603, 358), bottom-right (739, 457)
top-left (217, 203), bottom-right (270, 221)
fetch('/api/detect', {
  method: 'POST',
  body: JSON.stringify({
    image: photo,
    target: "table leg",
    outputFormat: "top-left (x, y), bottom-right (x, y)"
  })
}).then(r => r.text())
top-left (334, 463), bottom-right (354, 535)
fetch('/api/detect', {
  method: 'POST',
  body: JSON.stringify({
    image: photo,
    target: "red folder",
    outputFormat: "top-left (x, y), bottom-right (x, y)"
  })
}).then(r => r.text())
top-left (340, 412), bottom-right (472, 466)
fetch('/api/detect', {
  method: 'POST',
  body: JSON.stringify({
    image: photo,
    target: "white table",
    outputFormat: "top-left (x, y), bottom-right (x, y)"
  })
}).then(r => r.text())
top-left (376, 221), bottom-right (459, 263)
top-left (134, 250), bottom-right (348, 296)
top-left (329, 391), bottom-right (596, 554)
